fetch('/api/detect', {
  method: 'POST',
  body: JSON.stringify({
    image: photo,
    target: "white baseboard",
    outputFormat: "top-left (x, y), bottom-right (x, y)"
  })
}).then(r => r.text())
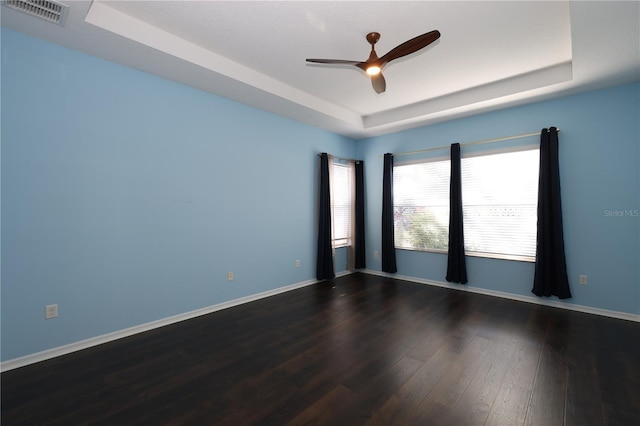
top-left (335, 269), bottom-right (353, 278)
top-left (362, 269), bottom-right (640, 323)
top-left (1, 277), bottom-right (329, 372)
top-left (8, 267), bottom-right (632, 372)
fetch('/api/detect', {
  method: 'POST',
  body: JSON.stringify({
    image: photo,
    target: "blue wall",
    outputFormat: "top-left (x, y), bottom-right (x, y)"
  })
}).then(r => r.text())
top-left (1, 29), bottom-right (356, 361)
top-left (358, 82), bottom-right (640, 316)
top-left (2, 28), bottom-right (638, 362)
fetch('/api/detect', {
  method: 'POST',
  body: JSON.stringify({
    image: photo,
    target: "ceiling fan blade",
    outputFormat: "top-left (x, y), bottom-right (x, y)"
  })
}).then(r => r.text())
top-left (380, 30), bottom-right (440, 65)
top-left (372, 72), bottom-right (386, 94)
top-left (306, 58), bottom-right (362, 65)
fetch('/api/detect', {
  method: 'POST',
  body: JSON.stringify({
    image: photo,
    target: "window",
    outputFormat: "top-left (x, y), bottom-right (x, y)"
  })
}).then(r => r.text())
top-left (394, 159), bottom-right (450, 251)
top-left (394, 146), bottom-right (539, 261)
top-left (331, 160), bottom-right (353, 248)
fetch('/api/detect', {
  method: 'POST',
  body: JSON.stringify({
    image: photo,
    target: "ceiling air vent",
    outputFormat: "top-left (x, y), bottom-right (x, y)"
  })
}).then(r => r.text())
top-left (4, 0), bottom-right (69, 26)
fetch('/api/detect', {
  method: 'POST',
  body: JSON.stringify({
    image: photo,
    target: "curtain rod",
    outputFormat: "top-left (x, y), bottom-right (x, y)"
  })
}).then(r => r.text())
top-left (387, 128), bottom-right (561, 158)
top-left (317, 153), bottom-right (362, 163)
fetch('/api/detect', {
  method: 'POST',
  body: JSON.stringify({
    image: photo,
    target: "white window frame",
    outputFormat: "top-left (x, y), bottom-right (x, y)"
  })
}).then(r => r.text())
top-left (393, 145), bottom-right (539, 262)
top-left (331, 160), bottom-right (353, 248)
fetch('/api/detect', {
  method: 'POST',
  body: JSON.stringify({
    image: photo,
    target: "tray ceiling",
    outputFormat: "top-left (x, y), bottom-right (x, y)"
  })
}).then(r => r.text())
top-left (2, 1), bottom-right (639, 138)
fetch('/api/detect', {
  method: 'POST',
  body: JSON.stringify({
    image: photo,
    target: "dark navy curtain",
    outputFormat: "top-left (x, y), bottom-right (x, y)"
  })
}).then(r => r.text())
top-left (316, 153), bottom-right (335, 280)
top-left (446, 143), bottom-right (468, 284)
top-left (355, 161), bottom-right (366, 269)
top-left (382, 153), bottom-right (397, 273)
top-left (532, 127), bottom-right (571, 299)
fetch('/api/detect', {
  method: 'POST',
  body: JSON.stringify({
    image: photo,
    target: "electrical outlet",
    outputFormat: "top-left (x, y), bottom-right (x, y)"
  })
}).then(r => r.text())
top-left (579, 275), bottom-right (588, 285)
top-left (45, 304), bottom-right (58, 319)
top-left (228, 272), bottom-right (234, 281)
top-left (374, 250), bottom-right (379, 258)
top-left (295, 260), bottom-right (301, 268)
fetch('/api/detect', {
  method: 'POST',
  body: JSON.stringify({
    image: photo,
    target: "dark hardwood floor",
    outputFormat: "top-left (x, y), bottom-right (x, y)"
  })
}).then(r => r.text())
top-left (2, 273), bottom-right (639, 425)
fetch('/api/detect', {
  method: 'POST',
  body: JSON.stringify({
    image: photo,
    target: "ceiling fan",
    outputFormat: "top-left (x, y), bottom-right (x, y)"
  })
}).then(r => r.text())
top-left (306, 30), bottom-right (441, 94)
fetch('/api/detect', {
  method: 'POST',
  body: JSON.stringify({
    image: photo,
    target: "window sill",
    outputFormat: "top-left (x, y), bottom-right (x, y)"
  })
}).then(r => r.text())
top-left (333, 244), bottom-right (352, 249)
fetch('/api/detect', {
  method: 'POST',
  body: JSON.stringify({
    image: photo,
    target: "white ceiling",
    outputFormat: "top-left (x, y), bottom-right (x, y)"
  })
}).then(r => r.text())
top-left (2, 1), bottom-right (639, 139)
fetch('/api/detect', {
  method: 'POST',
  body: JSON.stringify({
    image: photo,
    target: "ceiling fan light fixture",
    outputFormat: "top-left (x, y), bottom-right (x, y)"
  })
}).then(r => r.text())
top-left (306, 30), bottom-right (441, 94)
top-left (366, 65), bottom-right (381, 76)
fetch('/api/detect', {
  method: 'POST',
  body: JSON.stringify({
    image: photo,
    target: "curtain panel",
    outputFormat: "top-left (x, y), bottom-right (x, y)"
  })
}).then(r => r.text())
top-left (316, 153), bottom-right (335, 280)
top-left (354, 161), bottom-right (366, 269)
top-left (382, 153), bottom-right (397, 273)
top-left (446, 143), bottom-right (468, 284)
top-left (532, 127), bottom-right (571, 299)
